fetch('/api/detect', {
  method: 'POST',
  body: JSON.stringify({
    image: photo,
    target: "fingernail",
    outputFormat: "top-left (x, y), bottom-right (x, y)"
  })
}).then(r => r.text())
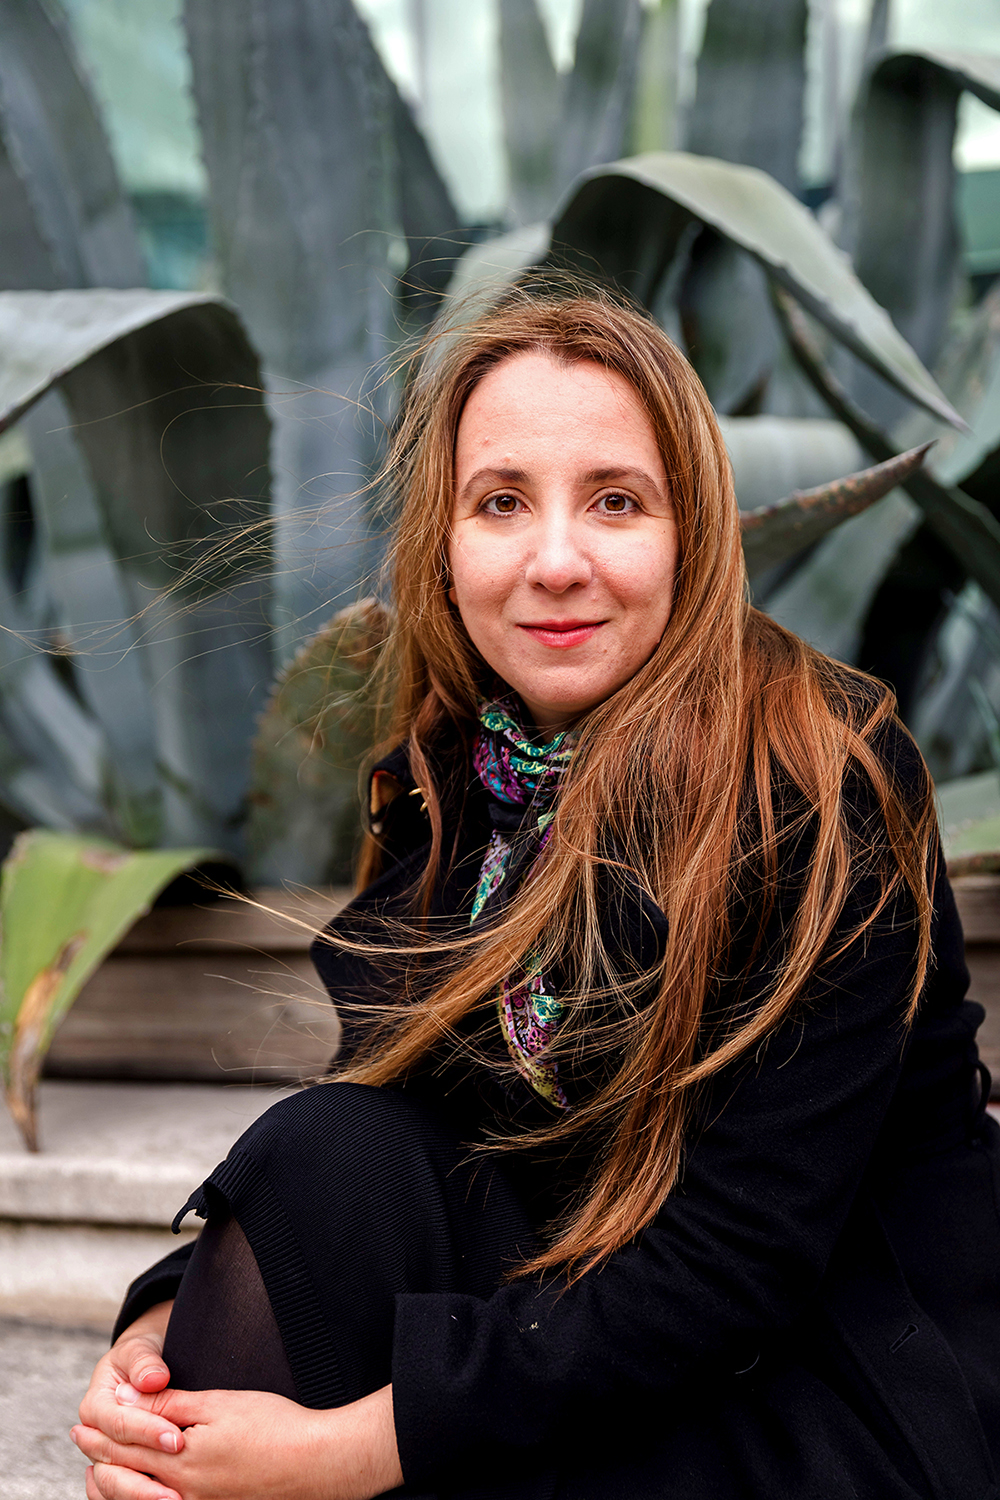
top-left (158, 1431), bottom-right (180, 1453)
top-left (115, 1382), bottom-right (140, 1405)
top-left (69, 1429), bottom-right (78, 1446)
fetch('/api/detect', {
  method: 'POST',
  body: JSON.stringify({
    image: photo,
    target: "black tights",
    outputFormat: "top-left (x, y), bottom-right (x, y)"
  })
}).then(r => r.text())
top-left (162, 1213), bottom-right (299, 1400)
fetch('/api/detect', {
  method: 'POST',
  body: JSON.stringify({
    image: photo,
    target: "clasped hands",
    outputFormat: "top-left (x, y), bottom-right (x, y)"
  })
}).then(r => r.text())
top-left (72, 1302), bottom-right (403, 1500)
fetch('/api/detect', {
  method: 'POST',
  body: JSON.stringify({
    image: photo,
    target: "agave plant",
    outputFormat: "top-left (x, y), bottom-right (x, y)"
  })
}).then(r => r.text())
top-left (0, 831), bottom-right (222, 1150)
top-left (1, 0), bottom-right (999, 1146)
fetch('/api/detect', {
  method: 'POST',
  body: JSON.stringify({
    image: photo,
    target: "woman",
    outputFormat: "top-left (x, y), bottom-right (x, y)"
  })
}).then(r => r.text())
top-left (74, 291), bottom-right (1000, 1500)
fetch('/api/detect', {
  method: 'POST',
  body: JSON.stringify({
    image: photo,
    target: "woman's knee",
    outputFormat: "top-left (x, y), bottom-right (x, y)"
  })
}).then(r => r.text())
top-left (234, 1081), bottom-right (457, 1175)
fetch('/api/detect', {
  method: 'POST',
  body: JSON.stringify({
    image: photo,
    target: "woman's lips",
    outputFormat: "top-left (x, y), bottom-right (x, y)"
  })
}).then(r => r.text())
top-left (518, 621), bottom-right (605, 649)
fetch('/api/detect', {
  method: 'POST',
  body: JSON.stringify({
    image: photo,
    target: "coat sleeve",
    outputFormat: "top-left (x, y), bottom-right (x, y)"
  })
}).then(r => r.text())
top-left (389, 738), bottom-right (961, 1485)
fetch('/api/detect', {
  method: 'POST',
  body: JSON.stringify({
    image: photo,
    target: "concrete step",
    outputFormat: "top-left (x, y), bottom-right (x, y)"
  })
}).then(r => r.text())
top-left (0, 1317), bottom-right (107, 1500)
top-left (3, 1078), bottom-right (998, 1334)
top-left (0, 1080), bottom-right (295, 1330)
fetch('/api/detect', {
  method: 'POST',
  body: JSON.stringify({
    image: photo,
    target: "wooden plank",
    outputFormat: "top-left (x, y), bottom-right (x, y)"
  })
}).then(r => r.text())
top-left (949, 877), bottom-right (1000, 1095)
top-left (951, 874), bottom-right (1000, 944)
top-left (964, 948), bottom-right (1000, 1091)
top-left (45, 953), bottom-right (342, 1083)
top-left (42, 887), bottom-right (351, 1083)
top-left (113, 887), bottom-right (352, 954)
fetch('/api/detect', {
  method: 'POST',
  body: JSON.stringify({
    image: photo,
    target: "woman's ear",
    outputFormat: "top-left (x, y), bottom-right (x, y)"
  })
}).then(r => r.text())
top-left (447, 585), bottom-right (458, 606)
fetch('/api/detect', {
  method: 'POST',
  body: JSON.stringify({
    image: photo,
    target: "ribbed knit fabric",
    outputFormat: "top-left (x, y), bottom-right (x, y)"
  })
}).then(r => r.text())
top-left (167, 1083), bottom-right (540, 1416)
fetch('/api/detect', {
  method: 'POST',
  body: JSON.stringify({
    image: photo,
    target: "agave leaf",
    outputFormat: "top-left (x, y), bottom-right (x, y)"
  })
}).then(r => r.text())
top-left (0, 427), bottom-right (29, 486)
top-left (546, 152), bottom-right (963, 427)
top-left (677, 236), bottom-right (781, 413)
top-left (672, 0), bottom-right (807, 412)
top-left (0, 652), bottom-right (117, 835)
top-left (849, 49), bottom-right (1000, 381)
top-left (0, 0), bottom-right (159, 839)
top-left (892, 282), bottom-right (1000, 486)
top-left (445, 223), bottom-right (552, 308)
top-left (864, 0), bottom-right (889, 57)
top-left (248, 598), bottom-right (389, 887)
top-left (0, 831), bottom-right (219, 1150)
top-left (866, 287), bottom-right (1000, 715)
top-left (0, 455), bottom-right (120, 836)
top-left (499, 0), bottom-right (560, 226)
top-left (721, 416), bottom-right (865, 512)
top-left (0, 288), bottom-right (248, 442)
top-left (556, 0), bottom-right (643, 194)
top-left (391, 87), bottom-right (461, 326)
top-left (20, 390), bottom-right (162, 846)
top-left (0, 0), bottom-right (144, 290)
top-left (183, 0), bottom-right (403, 375)
top-left (629, 0), bottom-right (681, 156)
top-left (183, 0), bottom-right (413, 643)
top-left (906, 581), bottom-right (1000, 785)
top-left (0, 288), bottom-right (273, 853)
top-left (686, 0), bottom-right (807, 193)
top-left (773, 286), bottom-right (1000, 614)
top-left (678, 0), bottom-right (808, 411)
top-left (762, 490), bottom-right (921, 663)
top-left (922, 284), bottom-right (1000, 497)
top-left (740, 443), bottom-right (932, 579)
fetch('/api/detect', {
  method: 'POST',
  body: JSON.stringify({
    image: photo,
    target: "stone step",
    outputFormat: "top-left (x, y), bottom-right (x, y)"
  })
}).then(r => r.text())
top-left (2, 1079), bottom-right (998, 1333)
top-left (0, 1080), bottom-right (294, 1330)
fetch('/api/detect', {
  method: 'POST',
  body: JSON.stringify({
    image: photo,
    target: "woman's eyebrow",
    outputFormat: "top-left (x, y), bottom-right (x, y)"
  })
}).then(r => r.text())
top-left (458, 465), bottom-right (528, 498)
top-left (583, 466), bottom-right (661, 488)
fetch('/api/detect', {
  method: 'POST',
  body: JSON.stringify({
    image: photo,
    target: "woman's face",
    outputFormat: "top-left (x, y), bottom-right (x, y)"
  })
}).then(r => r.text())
top-left (449, 350), bottom-right (678, 737)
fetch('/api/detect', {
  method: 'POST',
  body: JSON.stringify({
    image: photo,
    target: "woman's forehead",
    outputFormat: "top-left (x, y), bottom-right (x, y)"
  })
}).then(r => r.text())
top-left (455, 351), bottom-right (661, 462)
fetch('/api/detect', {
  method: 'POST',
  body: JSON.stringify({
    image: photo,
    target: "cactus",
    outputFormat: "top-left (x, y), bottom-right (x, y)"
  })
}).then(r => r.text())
top-left (248, 599), bottom-right (390, 886)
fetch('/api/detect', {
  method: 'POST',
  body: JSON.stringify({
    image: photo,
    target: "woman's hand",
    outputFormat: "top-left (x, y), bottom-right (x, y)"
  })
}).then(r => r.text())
top-left (76, 1301), bottom-right (187, 1488)
top-left (72, 1382), bottom-right (403, 1500)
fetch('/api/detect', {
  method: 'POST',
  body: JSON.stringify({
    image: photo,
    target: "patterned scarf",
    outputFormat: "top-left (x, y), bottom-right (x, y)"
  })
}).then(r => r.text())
top-left (470, 696), bottom-right (575, 1109)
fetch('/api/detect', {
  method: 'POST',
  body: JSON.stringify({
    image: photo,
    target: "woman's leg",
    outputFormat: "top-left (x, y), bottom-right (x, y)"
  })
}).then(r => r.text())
top-left (162, 1082), bottom-right (538, 1411)
top-left (162, 1212), bottom-right (298, 1398)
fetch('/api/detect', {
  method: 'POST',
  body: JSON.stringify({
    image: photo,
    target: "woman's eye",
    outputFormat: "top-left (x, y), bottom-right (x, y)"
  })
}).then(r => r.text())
top-left (483, 494), bottom-right (522, 515)
top-left (595, 493), bottom-right (637, 515)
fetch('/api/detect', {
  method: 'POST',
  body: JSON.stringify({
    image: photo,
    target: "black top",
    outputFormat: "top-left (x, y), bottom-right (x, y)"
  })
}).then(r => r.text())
top-left (309, 717), bottom-right (992, 1486)
top-left (116, 713), bottom-right (998, 1495)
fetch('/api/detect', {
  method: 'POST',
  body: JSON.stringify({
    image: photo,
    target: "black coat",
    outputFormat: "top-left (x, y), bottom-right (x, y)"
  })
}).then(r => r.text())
top-left (309, 724), bottom-right (1000, 1500)
top-left (119, 722), bottom-right (1000, 1499)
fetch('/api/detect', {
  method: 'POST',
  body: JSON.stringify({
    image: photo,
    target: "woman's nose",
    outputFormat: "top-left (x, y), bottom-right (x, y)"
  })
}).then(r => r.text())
top-left (524, 515), bottom-right (593, 594)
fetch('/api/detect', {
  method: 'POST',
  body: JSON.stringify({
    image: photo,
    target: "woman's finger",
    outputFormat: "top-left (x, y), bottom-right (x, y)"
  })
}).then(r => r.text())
top-left (112, 1331), bottom-right (170, 1394)
top-left (123, 1346), bottom-right (171, 1393)
top-left (89, 1462), bottom-right (181, 1500)
top-left (142, 1385), bottom-right (219, 1428)
top-left (80, 1342), bottom-right (172, 1434)
top-left (71, 1423), bottom-right (180, 1475)
top-left (79, 1351), bottom-right (134, 1428)
top-left (72, 1389), bottom-right (184, 1457)
top-left (113, 1384), bottom-right (185, 1449)
top-left (106, 1304), bottom-right (174, 1398)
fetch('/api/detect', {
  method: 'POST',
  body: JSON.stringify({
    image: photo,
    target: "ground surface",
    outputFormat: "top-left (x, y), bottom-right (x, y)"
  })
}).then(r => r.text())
top-left (0, 1319), bottom-right (106, 1500)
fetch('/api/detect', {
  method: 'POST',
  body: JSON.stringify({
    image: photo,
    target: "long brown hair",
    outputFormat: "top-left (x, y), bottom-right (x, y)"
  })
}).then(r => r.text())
top-left (333, 285), bottom-right (937, 1279)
